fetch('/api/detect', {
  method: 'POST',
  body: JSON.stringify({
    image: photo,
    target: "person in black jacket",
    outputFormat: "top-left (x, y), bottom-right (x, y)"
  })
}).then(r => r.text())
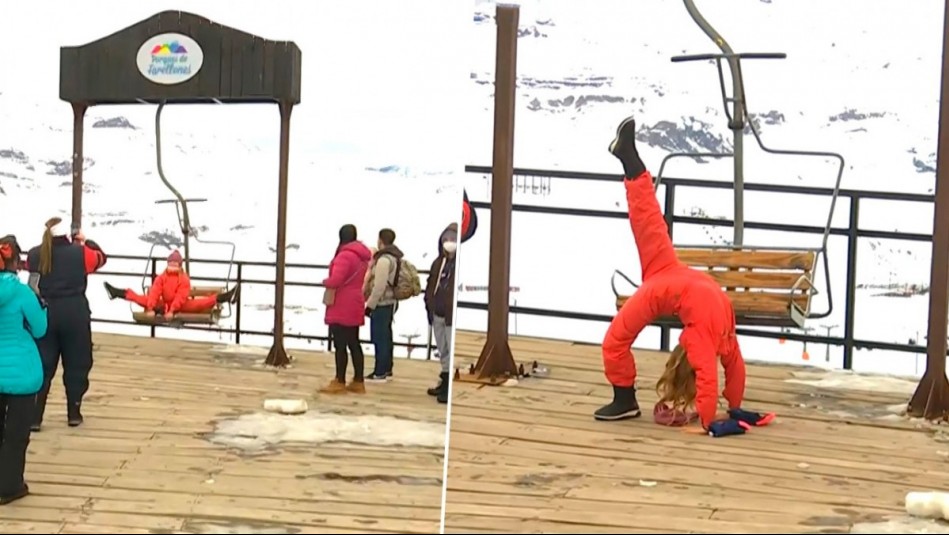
top-left (26, 217), bottom-right (107, 430)
top-left (423, 223), bottom-right (457, 404)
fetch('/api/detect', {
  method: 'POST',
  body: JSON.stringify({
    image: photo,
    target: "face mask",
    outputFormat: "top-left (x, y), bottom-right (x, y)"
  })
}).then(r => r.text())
top-left (442, 241), bottom-right (457, 254)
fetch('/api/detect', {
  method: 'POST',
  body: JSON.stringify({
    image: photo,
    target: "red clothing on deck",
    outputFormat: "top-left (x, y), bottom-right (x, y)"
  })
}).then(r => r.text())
top-left (601, 172), bottom-right (747, 428)
top-left (125, 270), bottom-right (216, 314)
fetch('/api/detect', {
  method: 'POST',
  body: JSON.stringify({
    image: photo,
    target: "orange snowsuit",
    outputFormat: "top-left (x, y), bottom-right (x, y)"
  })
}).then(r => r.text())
top-left (125, 270), bottom-right (216, 315)
top-left (602, 171), bottom-right (747, 428)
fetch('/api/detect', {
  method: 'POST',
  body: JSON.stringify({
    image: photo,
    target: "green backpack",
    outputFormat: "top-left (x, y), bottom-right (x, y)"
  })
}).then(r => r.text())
top-left (391, 258), bottom-right (422, 301)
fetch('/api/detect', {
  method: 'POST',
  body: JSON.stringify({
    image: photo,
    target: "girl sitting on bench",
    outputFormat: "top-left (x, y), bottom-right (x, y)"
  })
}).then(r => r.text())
top-left (103, 250), bottom-right (238, 318)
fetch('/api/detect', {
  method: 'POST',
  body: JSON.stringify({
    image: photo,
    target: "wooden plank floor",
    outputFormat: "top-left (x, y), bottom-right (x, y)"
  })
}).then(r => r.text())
top-left (4, 333), bottom-right (447, 535)
top-left (445, 331), bottom-right (949, 534)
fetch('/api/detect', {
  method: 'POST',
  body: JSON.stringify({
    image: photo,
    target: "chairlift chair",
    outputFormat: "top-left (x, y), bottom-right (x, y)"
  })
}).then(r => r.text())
top-left (131, 101), bottom-right (238, 328)
top-left (611, 0), bottom-right (846, 330)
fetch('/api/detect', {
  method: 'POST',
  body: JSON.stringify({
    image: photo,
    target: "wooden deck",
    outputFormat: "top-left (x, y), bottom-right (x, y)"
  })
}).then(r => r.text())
top-left (5, 333), bottom-right (447, 535)
top-left (445, 331), bottom-right (949, 534)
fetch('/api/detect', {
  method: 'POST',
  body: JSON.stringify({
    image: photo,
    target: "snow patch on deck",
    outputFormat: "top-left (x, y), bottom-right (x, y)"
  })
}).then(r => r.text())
top-left (852, 517), bottom-right (949, 534)
top-left (210, 343), bottom-right (270, 358)
top-left (182, 520), bottom-right (301, 534)
top-left (208, 343), bottom-right (291, 368)
top-left (208, 411), bottom-right (445, 451)
top-left (785, 369), bottom-right (918, 395)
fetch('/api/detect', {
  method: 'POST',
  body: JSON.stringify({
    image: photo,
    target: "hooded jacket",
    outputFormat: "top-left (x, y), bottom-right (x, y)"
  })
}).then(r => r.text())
top-left (365, 244), bottom-right (406, 309)
top-left (425, 223), bottom-right (458, 326)
top-left (324, 241), bottom-right (372, 327)
top-left (0, 271), bottom-right (48, 395)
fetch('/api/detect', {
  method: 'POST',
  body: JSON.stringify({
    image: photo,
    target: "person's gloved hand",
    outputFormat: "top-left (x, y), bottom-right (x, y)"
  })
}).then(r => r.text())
top-left (728, 408), bottom-right (776, 427)
top-left (706, 419), bottom-right (750, 438)
top-left (365, 307), bottom-right (373, 317)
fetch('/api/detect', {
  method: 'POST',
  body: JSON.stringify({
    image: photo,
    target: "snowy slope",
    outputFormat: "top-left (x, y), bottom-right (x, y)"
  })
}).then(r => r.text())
top-left (0, 0), bottom-right (466, 356)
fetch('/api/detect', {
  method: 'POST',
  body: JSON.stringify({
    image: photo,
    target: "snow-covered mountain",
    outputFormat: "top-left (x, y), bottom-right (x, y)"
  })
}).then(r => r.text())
top-left (0, 0), bottom-right (466, 355)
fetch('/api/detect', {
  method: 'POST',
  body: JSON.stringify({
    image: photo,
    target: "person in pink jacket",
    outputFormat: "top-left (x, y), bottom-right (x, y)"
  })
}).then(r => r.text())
top-left (320, 224), bottom-right (372, 395)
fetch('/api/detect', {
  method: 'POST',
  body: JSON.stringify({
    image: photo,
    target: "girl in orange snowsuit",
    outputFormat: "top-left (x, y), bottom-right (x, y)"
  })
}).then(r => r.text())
top-left (103, 250), bottom-right (236, 316)
top-left (596, 116), bottom-right (747, 433)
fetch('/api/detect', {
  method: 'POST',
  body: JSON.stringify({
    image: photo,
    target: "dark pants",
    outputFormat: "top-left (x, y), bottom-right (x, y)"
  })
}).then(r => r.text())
top-left (370, 304), bottom-right (395, 376)
top-left (35, 297), bottom-right (93, 424)
top-left (329, 324), bottom-right (365, 382)
top-left (0, 394), bottom-right (34, 495)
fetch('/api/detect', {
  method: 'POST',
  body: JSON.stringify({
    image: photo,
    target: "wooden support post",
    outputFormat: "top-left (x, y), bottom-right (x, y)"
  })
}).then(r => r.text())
top-left (461, 4), bottom-right (521, 385)
top-left (265, 100), bottom-right (294, 367)
top-left (70, 102), bottom-right (88, 234)
top-left (909, 0), bottom-right (949, 420)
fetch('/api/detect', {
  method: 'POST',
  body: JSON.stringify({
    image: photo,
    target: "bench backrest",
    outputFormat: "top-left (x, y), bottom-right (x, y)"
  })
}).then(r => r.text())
top-left (675, 248), bottom-right (816, 318)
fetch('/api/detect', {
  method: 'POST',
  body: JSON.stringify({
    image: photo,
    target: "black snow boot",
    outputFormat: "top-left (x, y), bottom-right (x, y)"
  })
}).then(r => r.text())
top-left (436, 373), bottom-right (449, 404)
top-left (0, 484), bottom-right (29, 506)
top-left (31, 389), bottom-right (49, 432)
top-left (67, 402), bottom-right (83, 427)
top-left (593, 385), bottom-right (641, 421)
top-left (217, 286), bottom-right (240, 304)
top-left (608, 116), bottom-right (647, 180)
top-left (103, 282), bottom-right (124, 300)
top-left (427, 373), bottom-right (446, 396)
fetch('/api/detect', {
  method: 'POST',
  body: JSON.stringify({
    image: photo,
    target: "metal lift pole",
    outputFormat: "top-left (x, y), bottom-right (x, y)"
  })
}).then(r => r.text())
top-left (155, 101), bottom-right (192, 273)
top-left (683, 0), bottom-right (745, 246)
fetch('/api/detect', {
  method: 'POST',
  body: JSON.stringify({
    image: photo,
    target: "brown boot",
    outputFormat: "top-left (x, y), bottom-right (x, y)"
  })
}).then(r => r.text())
top-left (346, 380), bottom-right (366, 394)
top-left (319, 378), bottom-right (347, 394)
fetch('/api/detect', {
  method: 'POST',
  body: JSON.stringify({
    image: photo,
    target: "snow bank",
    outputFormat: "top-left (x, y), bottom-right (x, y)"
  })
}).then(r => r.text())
top-left (785, 370), bottom-right (918, 395)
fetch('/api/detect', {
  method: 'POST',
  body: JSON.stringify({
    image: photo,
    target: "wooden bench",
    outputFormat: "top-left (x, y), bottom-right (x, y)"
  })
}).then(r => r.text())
top-left (132, 310), bottom-right (220, 326)
top-left (131, 286), bottom-right (225, 326)
top-left (614, 248), bottom-right (817, 329)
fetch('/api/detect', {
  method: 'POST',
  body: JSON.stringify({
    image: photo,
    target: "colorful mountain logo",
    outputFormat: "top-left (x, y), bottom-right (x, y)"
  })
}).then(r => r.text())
top-left (151, 41), bottom-right (188, 55)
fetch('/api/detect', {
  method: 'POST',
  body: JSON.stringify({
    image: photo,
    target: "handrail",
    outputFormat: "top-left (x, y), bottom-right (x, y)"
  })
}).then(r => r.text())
top-left (80, 254), bottom-right (437, 360)
top-left (460, 164), bottom-right (942, 369)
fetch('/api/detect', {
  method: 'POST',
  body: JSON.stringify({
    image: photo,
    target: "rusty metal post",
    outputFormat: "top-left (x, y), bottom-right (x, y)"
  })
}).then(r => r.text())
top-left (468, 4), bottom-right (520, 383)
top-left (909, 0), bottom-right (949, 420)
top-left (265, 100), bottom-right (294, 367)
top-left (70, 102), bottom-right (88, 233)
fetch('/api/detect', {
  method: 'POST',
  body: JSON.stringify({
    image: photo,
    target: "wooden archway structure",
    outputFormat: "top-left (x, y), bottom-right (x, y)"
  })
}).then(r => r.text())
top-left (59, 10), bottom-right (302, 366)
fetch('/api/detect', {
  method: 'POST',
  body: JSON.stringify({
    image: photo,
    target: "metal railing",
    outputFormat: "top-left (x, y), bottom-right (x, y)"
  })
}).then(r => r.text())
top-left (457, 165), bottom-right (943, 370)
top-left (85, 254), bottom-right (437, 360)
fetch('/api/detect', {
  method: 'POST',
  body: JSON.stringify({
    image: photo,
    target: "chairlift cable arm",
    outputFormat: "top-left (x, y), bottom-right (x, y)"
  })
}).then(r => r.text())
top-left (155, 101), bottom-right (192, 272)
top-left (683, 0), bottom-right (744, 129)
top-left (734, 54), bottom-right (845, 254)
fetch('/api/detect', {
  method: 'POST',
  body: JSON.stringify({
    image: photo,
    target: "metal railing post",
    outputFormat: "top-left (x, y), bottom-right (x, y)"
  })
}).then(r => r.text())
top-left (149, 258), bottom-right (157, 338)
top-left (660, 183), bottom-right (676, 351)
top-left (234, 262), bottom-right (243, 345)
top-left (842, 196), bottom-right (860, 370)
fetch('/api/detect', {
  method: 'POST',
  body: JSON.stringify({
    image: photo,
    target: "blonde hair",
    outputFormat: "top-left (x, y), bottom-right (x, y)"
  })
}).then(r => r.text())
top-left (39, 217), bottom-right (62, 275)
top-left (655, 344), bottom-right (697, 412)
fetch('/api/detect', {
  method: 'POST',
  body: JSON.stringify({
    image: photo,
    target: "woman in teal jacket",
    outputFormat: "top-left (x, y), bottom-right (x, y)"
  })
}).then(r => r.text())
top-left (0, 234), bottom-right (47, 505)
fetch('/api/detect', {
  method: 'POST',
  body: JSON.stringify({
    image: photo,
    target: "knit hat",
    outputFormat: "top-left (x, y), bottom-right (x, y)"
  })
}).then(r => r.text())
top-left (167, 250), bottom-right (183, 264)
